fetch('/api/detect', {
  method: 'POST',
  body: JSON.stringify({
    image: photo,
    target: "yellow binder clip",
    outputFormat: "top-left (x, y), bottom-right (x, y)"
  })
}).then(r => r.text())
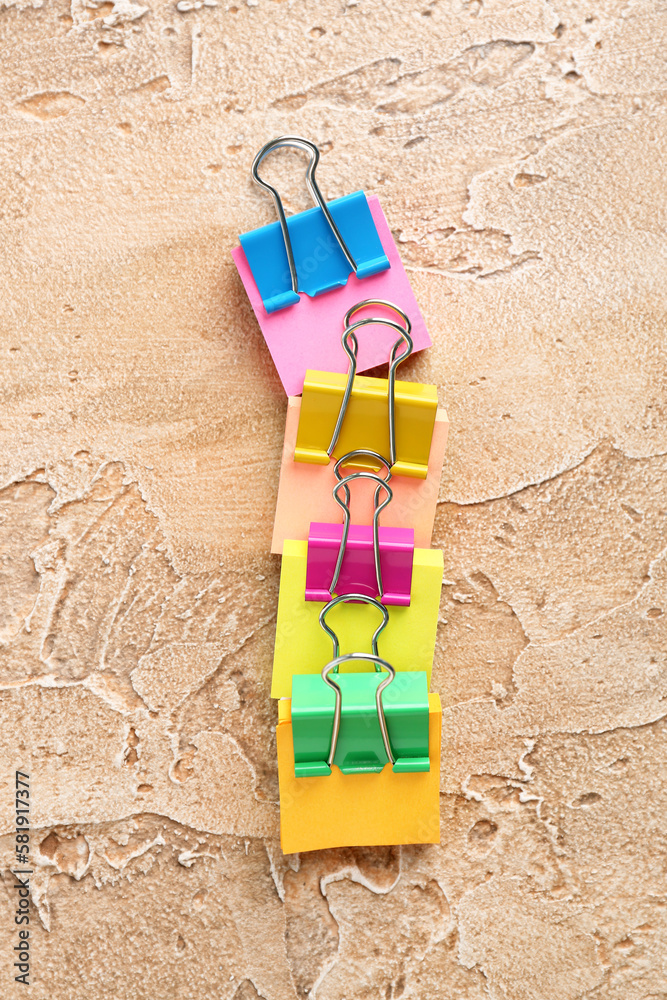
top-left (294, 300), bottom-right (438, 479)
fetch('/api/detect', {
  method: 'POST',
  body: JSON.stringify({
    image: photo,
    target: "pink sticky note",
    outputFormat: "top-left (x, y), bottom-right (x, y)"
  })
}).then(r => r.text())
top-left (232, 197), bottom-right (431, 396)
top-left (271, 399), bottom-right (449, 554)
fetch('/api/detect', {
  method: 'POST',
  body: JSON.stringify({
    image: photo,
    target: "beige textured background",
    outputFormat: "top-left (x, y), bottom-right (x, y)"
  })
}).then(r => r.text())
top-left (1, 0), bottom-right (666, 997)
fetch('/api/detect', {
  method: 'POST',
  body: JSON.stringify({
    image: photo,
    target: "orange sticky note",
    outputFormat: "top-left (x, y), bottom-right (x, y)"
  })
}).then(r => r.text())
top-left (277, 693), bottom-right (441, 853)
top-left (271, 400), bottom-right (449, 555)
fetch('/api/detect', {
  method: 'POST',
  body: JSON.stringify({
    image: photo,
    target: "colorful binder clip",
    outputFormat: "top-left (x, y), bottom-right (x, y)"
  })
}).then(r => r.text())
top-left (291, 595), bottom-right (430, 777)
top-left (295, 301), bottom-right (438, 478)
top-left (305, 450), bottom-right (414, 605)
top-left (239, 137), bottom-right (390, 314)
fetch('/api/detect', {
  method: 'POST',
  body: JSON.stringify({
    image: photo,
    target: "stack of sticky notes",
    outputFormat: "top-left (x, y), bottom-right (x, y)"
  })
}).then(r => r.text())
top-left (233, 136), bottom-right (448, 853)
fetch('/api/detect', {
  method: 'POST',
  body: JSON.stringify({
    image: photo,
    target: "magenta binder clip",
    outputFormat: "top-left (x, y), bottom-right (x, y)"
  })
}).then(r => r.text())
top-left (232, 136), bottom-right (432, 396)
top-left (305, 450), bottom-right (414, 606)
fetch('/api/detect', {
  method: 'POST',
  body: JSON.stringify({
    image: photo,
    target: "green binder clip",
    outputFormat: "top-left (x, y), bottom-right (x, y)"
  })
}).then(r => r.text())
top-left (291, 594), bottom-right (430, 777)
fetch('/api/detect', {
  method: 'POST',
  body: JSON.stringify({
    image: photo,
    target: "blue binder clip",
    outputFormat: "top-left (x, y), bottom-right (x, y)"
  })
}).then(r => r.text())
top-left (239, 136), bottom-right (391, 314)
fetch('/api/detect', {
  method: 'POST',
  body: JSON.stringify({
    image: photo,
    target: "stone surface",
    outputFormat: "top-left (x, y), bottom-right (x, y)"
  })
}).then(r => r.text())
top-left (1, 0), bottom-right (666, 997)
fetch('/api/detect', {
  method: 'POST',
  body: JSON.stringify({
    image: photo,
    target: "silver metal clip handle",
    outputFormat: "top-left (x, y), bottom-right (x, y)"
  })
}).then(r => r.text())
top-left (326, 302), bottom-right (414, 466)
top-left (318, 592), bottom-right (389, 662)
top-left (322, 652), bottom-right (396, 769)
top-left (331, 471), bottom-right (393, 599)
top-left (251, 136), bottom-right (358, 296)
top-left (333, 449), bottom-right (393, 482)
top-left (333, 449), bottom-right (392, 511)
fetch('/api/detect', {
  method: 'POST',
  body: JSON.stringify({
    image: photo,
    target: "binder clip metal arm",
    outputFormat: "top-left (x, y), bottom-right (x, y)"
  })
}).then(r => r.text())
top-left (330, 471), bottom-right (393, 600)
top-left (322, 652), bottom-right (396, 770)
top-left (333, 447), bottom-right (392, 502)
top-left (327, 302), bottom-right (414, 468)
top-left (305, 452), bottom-right (414, 605)
top-left (319, 592), bottom-right (389, 661)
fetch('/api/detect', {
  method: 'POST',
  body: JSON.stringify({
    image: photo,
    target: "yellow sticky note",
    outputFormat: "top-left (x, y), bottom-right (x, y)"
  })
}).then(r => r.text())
top-left (277, 693), bottom-right (441, 853)
top-left (272, 541), bottom-right (443, 698)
